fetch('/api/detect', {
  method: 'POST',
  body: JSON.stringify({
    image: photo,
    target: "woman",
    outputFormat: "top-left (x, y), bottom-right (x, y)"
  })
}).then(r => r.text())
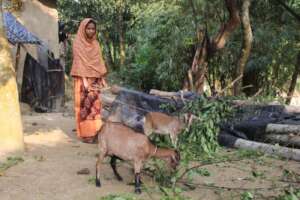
top-left (70, 18), bottom-right (107, 143)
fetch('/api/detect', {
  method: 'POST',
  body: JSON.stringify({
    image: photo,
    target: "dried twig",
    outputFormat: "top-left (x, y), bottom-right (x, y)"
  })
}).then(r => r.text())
top-left (176, 158), bottom-right (251, 181)
top-left (178, 180), bottom-right (291, 191)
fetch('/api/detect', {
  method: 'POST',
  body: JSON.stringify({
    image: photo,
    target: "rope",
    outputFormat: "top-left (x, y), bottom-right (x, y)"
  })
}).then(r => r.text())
top-left (102, 95), bottom-right (158, 113)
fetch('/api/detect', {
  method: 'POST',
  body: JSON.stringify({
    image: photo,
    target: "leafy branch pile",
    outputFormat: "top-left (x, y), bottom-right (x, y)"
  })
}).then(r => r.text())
top-left (179, 97), bottom-right (235, 158)
top-left (143, 97), bottom-right (235, 198)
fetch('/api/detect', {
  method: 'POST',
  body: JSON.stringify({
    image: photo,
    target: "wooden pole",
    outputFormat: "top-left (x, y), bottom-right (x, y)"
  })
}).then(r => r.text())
top-left (14, 43), bottom-right (21, 72)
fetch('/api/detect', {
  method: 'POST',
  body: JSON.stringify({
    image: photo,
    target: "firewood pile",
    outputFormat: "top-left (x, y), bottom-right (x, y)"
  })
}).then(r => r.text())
top-left (101, 86), bottom-right (300, 161)
top-left (219, 103), bottom-right (300, 161)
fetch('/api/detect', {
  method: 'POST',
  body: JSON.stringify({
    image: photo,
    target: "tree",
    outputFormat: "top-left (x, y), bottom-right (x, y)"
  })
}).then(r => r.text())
top-left (0, 0), bottom-right (24, 155)
top-left (117, 0), bottom-right (126, 66)
top-left (233, 0), bottom-right (253, 96)
top-left (184, 0), bottom-right (241, 93)
top-left (59, 0), bottom-right (300, 98)
top-left (286, 53), bottom-right (300, 105)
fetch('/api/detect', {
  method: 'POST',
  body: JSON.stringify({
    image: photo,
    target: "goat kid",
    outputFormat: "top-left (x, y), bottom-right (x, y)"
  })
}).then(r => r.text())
top-left (143, 112), bottom-right (186, 146)
top-left (96, 122), bottom-right (180, 194)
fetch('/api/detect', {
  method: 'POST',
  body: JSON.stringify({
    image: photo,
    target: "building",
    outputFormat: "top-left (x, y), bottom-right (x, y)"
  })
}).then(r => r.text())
top-left (4, 0), bottom-right (64, 112)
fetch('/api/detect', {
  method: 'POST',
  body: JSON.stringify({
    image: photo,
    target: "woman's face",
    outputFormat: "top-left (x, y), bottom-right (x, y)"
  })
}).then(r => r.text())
top-left (85, 22), bottom-right (96, 39)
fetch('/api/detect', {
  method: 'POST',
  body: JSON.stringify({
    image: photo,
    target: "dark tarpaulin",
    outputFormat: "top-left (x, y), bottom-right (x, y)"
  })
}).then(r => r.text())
top-left (3, 11), bottom-right (40, 45)
top-left (109, 88), bottom-right (198, 132)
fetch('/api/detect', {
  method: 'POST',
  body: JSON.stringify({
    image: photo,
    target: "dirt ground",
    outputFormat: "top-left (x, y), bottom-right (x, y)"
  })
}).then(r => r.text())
top-left (0, 105), bottom-right (300, 200)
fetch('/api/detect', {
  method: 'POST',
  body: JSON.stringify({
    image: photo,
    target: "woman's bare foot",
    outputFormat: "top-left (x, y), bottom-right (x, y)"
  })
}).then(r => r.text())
top-left (81, 136), bottom-right (97, 144)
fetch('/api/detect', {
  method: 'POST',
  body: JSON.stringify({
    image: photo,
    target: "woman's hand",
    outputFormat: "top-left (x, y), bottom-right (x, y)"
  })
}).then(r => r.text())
top-left (83, 77), bottom-right (89, 90)
top-left (101, 78), bottom-right (108, 88)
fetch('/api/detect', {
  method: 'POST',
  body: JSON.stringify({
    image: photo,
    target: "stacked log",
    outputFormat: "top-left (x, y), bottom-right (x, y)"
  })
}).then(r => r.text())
top-left (150, 88), bottom-right (300, 161)
top-left (220, 103), bottom-right (300, 161)
top-left (265, 124), bottom-right (300, 148)
top-left (101, 86), bottom-right (300, 161)
top-left (218, 133), bottom-right (300, 161)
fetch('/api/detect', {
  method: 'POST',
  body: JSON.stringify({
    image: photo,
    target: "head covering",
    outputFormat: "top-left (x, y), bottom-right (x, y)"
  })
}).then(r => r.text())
top-left (70, 18), bottom-right (107, 78)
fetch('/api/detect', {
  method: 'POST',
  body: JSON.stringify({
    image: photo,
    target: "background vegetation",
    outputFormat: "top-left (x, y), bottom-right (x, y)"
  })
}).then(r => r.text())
top-left (58, 0), bottom-right (300, 99)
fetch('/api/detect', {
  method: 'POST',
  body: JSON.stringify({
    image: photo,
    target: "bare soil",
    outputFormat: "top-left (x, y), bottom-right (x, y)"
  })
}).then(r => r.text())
top-left (0, 107), bottom-right (299, 200)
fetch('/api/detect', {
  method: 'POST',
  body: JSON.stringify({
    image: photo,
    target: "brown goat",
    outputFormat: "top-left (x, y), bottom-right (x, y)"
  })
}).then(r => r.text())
top-left (143, 112), bottom-right (185, 146)
top-left (95, 122), bottom-right (180, 194)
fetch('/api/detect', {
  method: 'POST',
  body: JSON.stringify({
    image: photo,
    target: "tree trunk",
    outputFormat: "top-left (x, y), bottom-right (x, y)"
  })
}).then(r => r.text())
top-left (188, 0), bottom-right (201, 32)
top-left (286, 52), bottom-right (300, 105)
top-left (118, 0), bottom-right (126, 67)
top-left (185, 0), bottom-right (240, 93)
top-left (233, 0), bottom-right (253, 96)
top-left (187, 31), bottom-right (209, 92)
top-left (210, 0), bottom-right (241, 53)
top-left (101, 30), bottom-right (115, 70)
top-left (113, 42), bottom-right (118, 67)
top-left (0, 1), bottom-right (24, 155)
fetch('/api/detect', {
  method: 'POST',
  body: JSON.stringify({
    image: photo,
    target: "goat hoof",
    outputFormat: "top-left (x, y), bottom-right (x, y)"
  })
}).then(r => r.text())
top-left (134, 188), bottom-right (142, 194)
top-left (95, 179), bottom-right (101, 187)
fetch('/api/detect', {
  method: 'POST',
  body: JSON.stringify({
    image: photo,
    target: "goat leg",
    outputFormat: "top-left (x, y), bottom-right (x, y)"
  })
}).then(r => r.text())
top-left (134, 161), bottom-right (143, 194)
top-left (96, 152), bottom-right (105, 187)
top-left (110, 156), bottom-right (123, 181)
top-left (134, 173), bottom-right (142, 194)
top-left (170, 133), bottom-right (178, 147)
